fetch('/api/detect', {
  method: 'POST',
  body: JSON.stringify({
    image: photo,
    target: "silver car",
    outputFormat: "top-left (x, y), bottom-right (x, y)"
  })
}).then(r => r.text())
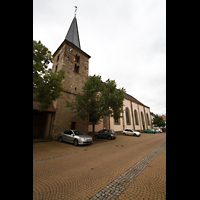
top-left (59, 130), bottom-right (93, 146)
top-left (123, 129), bottom-right (141, 137)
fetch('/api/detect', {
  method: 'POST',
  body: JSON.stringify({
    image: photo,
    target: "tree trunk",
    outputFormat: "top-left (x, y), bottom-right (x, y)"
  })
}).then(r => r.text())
top-left (92, 122), bottom-right (95, 140)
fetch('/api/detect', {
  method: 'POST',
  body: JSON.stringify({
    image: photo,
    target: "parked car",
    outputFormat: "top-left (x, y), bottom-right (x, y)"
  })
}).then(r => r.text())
top-left (155, 128), bottom-right (162, 133)
top-left (143, 129), bottom-right (156, 134)
top-left (59, 130), bottom-right (93, 146)
top-left (95, 129), bottom-right (117, 140)
top-left (123, 129), bottom-right (141, 137)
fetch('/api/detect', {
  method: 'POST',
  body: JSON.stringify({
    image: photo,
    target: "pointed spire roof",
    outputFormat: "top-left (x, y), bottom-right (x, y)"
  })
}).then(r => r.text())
top-left (65, 16), bottom-right (81, 49)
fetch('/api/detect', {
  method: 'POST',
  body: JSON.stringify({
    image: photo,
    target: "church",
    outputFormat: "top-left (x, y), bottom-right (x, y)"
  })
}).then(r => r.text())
top-left (33, 14), bottom-right (152, 140)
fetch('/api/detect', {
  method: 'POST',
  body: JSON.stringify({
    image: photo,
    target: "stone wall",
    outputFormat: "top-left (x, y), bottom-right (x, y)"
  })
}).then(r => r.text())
top-left (52, 41), bottom-right (90, 139)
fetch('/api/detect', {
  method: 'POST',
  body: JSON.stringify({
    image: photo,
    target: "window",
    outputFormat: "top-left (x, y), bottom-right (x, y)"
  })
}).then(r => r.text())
top-left (75, 54), bottom-right (80, 63)
top-left (64, 130), bottom-right (72, 135)
top-left (57, 55), bottom-right (60, 62)
top-left (141, 112), bottom-right (144, 125)
top-left (146, 113), bottom-right (150, 126)
top-left (74, 64), bottom-right (79, 73)
top-left (141, 112), bottom-right (145, 130)
top-left (126, 107), bottom-right (131, 125)
top-left (134, 110), bottom-right (139, 125)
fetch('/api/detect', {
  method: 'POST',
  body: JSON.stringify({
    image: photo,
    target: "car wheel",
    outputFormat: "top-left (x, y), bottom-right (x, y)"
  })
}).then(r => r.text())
top-left (74, 139), bottom-right (78, 146)
top-left (59, 137), bottom-right (63, 142)
top-left (108, 136), bottom-right (112, 140)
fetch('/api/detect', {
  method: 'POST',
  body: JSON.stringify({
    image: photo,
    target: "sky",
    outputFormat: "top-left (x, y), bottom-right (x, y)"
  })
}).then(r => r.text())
top-left (33, 0), bottom-right (166, 116)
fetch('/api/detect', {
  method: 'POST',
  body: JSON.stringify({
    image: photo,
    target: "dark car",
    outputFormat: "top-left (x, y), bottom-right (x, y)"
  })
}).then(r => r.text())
top-left (95, 129), bottom-right (117, 140)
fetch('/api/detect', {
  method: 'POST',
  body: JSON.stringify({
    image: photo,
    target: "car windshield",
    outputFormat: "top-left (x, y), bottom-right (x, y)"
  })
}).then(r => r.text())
top-left (74, 131), bottom-right (85, 135)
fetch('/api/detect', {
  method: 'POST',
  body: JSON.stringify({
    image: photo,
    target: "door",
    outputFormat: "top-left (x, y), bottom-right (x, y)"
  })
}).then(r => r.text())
top-left (126, 129), bottom-right (132, 136)
top-left (98, 130), bottom-right (104, 138)
top-left (102, 129), bottom-right (109, 138)
top-left (71, 122), bottom-right (76, 130)
top-left (63, 130), bottom-right (74, 143)
top-left (33, 114), bottom-right (46, 138)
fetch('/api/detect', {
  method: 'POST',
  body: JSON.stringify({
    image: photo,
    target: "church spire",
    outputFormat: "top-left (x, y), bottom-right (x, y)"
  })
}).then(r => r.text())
top-left (65, 8), bottom-right (81, 49)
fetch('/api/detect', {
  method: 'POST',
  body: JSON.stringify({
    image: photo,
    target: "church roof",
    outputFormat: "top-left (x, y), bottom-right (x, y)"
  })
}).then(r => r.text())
top-left (65, 16), bottom-right (81, 49)
top-left (125, 93), bottom-right (149, 108)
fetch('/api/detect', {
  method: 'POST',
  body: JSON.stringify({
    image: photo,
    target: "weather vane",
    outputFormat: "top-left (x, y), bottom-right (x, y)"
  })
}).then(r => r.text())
top-left (75, 6), bottom-right (77, 17)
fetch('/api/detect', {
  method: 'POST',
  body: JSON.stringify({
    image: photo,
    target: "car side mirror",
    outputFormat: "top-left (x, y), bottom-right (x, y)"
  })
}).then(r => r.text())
top-left (71, 133), bottom-right (75, 137)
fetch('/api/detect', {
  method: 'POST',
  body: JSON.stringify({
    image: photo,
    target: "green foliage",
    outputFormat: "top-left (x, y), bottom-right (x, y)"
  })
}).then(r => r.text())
top-left (153, 115), bottom-right (166, 127)
top-left (33, 40), bottom-right (65, 111)
top-left (66, 75), bottom-right (126, 134)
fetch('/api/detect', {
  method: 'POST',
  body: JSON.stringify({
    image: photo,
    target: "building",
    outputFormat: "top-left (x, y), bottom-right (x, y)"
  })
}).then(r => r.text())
top-left (33, 102), bottom-right (56, 140)
top-left (88, 93), bottom-right (152, 134)
top-left (150, 112), bottom-right (156, 128)
top-left (33, 14), bottom-right (152, 140)
top-left (51, 16), bottom-right (91, 139)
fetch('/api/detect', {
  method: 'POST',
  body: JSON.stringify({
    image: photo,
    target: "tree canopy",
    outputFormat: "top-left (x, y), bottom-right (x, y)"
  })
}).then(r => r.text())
top-left (33, 40), bottom-right (65, 111)
top-left (152, 114), bottom-right (166, 127)
top-left (66, 75), bottom-right (126, 136)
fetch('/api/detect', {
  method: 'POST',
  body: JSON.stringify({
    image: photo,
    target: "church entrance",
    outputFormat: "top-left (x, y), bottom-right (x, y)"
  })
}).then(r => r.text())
top-left (33, 112), bottom-right (47, 139)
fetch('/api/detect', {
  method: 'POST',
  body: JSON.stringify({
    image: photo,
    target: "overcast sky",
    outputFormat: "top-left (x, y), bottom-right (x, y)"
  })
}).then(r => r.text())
top-left (33, 0), bottom-right (166, 116)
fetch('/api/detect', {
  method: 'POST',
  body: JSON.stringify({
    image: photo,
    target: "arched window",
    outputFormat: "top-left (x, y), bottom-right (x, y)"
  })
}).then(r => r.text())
top-left (126, 107), bottom-right (131, 125)
top-left (134, 110), bottom-right (139, 125)
top-left (146, 113), bottom-right (150, 126)
top-left (141, 112), bottom-right (145, 125)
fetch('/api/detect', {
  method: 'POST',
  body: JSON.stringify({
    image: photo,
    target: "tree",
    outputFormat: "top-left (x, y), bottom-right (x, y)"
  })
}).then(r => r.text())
top-left (33, 40), bottom-right (65, 111)
top-left (66, 75), bottom-right (126, 138)
top-left (152, 115), bottom-right (165, 127)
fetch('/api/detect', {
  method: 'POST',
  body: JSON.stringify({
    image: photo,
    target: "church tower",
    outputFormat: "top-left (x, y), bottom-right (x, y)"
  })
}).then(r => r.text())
top-left (51, 15), bottom-right (91, 139)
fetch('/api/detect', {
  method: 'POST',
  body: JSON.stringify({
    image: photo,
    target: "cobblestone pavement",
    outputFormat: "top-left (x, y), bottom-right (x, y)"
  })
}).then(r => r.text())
top-left (90, 142), bottom-right (166, 200)
top-left (116, 146), bottom-right (166, 200)
top-left (33, 133), bottom-right (166, 200)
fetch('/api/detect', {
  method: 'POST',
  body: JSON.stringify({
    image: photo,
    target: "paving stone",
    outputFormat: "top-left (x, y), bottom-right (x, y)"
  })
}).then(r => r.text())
top-left (90, 141), bottom-right (166, 200)
top-left (33, 133), bottom-right (166, 200)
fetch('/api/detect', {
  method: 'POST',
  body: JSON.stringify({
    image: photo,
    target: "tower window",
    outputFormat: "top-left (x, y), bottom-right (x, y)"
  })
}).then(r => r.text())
top-left (74, 64), bottom-right (79, 73)
top-left (75, 54), bottom-right (80, 63)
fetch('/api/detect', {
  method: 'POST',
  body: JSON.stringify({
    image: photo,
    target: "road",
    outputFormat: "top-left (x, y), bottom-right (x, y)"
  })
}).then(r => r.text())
top-left (33, 133), bottom-right (166, 199)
